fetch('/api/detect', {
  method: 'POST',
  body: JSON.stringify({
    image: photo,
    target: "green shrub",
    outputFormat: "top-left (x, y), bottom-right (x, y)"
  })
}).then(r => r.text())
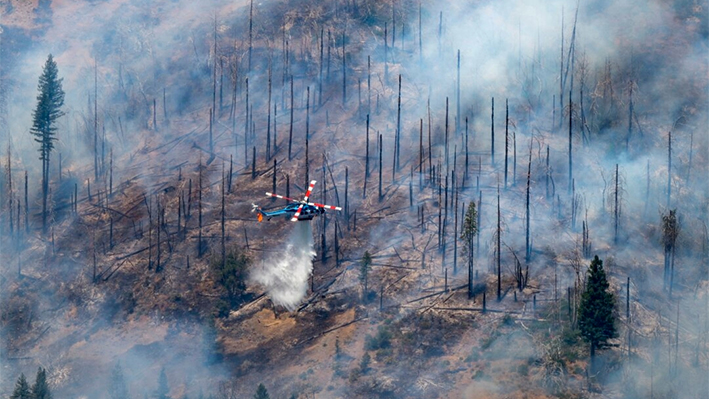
top-left (365, 326), bottom-right (392, 351)
top-left (211, 247), bottom-right (250, 306)
top-left (359, 353), bottom-right (371, 374)
top-left (375, 347), bottom-right (393, 363)
top-left (517, 363), bottom-right (529, 376)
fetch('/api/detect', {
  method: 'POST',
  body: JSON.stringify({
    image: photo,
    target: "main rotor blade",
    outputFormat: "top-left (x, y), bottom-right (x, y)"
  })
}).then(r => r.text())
top-left (291, 203), bottom-right (305, 222)
top-left (265, 192), bottom-right (299, 202)
top-left (302, 180), bottom-right (317, 202)
top-left (307, 202), bottom-right (342, 211)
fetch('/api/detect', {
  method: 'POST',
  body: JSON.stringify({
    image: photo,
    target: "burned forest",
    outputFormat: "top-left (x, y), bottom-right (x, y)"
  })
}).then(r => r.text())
top-left (0, 0), bottom-right (707, 398)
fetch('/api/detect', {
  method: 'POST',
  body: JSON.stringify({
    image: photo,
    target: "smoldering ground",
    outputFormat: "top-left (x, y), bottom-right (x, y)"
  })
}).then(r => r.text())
top-left (0, 0), bottom-right (707, 397)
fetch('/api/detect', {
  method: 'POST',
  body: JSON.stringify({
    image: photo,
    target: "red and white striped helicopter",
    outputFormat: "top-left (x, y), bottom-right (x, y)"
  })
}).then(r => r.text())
top-left (252, 180), bottom-right (341, 222)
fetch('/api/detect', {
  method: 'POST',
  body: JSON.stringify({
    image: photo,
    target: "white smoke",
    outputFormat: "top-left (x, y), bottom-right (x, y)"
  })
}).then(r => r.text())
top-left (250, 221), bottom-right (316, 311)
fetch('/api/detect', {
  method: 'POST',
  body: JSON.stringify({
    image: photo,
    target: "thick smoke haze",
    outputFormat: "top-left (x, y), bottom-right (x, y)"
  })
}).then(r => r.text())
top-left (0, 0), bottom-right (707, 397)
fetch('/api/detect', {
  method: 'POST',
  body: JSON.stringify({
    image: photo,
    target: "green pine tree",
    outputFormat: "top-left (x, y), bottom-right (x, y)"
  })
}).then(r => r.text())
top-left (460, 202), bottom-right (478, 298)
top-left (359, 352), bottom-right (371, 374)
top-left (359, 251), bottom-right (372, 302)
top-left (253, 383), bottom-right (270, 399)
top-left (156, 367), bottom-right (170, 399)
top-left (30, 367), bottom-right (52, 399)
top-left (30, 54), bottom-right (65, 234)
top-left (10, 374), bottom-right (31, 399)
top-left (212, 247), bottom-right (250, 305)
top-left (578, 255), bottom-right (617, 359)
top-left (108, 362), bottom-right (129, 399)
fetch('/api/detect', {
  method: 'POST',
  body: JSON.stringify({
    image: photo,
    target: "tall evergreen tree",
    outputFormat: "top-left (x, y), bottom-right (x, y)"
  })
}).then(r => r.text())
top-left (460, 202), bottom-right (478, 299)
top-left (30, 367), bottom-right (52, 399)
top-left (156, 367), bottom-right (170, 399)
top-left (578, 255), bottom-right (617, 359)
top-left (359, 250), bottom-right (372, 302)
top-left (253, 383), bottom-right (270, 399)
top-left (108, 362), bottom-right (129, 399)
top-left (30, 54), bottom-right (65, 234)
top-left (662, 209), bottom-right (680, 293)
top-left (10, 374), bottom-right (31, 399)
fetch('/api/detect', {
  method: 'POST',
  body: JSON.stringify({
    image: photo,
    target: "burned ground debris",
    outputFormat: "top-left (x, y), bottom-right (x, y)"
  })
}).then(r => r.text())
top-left (0, 0), bottom-right (706, 397)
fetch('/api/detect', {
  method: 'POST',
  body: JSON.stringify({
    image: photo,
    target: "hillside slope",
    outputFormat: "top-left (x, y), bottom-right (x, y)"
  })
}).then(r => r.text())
top-left (0, 0), bottom-right (707, 398)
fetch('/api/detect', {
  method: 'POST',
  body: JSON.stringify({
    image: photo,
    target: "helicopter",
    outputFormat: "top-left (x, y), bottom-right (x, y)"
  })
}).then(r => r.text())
top-left (252, 180), bottom-right (341, 222)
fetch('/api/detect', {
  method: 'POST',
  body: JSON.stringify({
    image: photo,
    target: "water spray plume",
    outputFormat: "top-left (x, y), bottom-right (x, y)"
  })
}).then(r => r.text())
top-left (250, 222), bottom-right (315, 311)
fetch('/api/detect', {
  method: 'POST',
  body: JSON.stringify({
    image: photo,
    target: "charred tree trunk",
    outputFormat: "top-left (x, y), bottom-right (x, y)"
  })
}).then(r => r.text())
top-left (504, 99), bottom-right (509, 188)
top-left (156, 196), bottom-right (162, 272)
top-left (367, 55), bottom-right (371, 114)
top-left (419, 118), bottom-right (424, 190)
top-left (198, 159), bottom-right (203, 257)
top-left (667, 131), bottom-right (672, 209)
top-left (445, 97), bottom-right (449, 172)
top-left (73, 182), bottom-right (77, 214)
top-left (546, 145), bottom-right (550, 199)
top-left (427, 98), bottom-right (432, 180)
top-left (526, 143), bottom-right (532, 262)
top-left (289, 76), bottom-right (295, 161)
top-left (7, 150), bottom-right (12, 235)
top-left (568, 91), bottom-right (573, 193)
top-left (306, 84), bottom-right (310, 155)
top-left (345, 166), bottom-right (349, 221)
top-left (614, 163), bottom-right (620, 244)
top-left (24, 172), bottom-right (28, 233)
top-left (305, 135), bottom-right (309, 187)
top-left (252, 147), bottom-right (256, 179)
top-left (272, 158), bottom-right (277, 195)
top-left (319, 27), bottom-right (324, 106)
top-left (286, 174), bottom-right (290, 199)
top-left (477, 190), bottom-right (482, 258)
top-left (559, 8), bottom-right (564, 130)
top-left (327, 29), bottom-right (331, 81)
top-left (497, 183), bottom-right (501, 301)
top-left (342, 31), bottom-right (347, 106)
top-left (552, 94), bottom-right (556, 132)
top-left (456, 50), bottom-right (461, 135)
top-left (94, 60), bottom-right (99, 181)
top-left (513, 131), bottom-right (517, 186)
top-left (378, 133), bottom-right (383, 201)
top-left (109, 148), bottom-right (113, 197)
top-left (244, 78), bottom-right (249, 166)
top-left (364, 114), bottom-right (370, 198)
top-left (209, 107), bottom-right (214, 154)
top-left (491, 97), bottom-right (495, 165)
top-left (395, 74), bottom-right (402, 172)
top-left (464, 117), bottom-right (469, 186)
top-left (228, 155), bottom-right (233, 193)
top-left (146, 195), bottom-right (152, 269)
top-left (454, 183), bottom-right (458, 275)
top-left (222, 165), bottom-right (226, 271)
top-left (384, 23), bottom-right (389, 82)
top-left (626, 79), bottom-right (633, 151)
top-left (273, 102), bottom-right (278, 154)
top-left (248, 0), bottom-right (253, 73)
top-left (153, 99), bottom-right (157, 132)
top-left (267, 66), bottom-right (272, 160)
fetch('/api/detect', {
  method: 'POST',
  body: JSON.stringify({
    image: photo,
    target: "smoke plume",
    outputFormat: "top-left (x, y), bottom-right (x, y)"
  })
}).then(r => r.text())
top-left (250, 221), bottom-right (316, 311)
